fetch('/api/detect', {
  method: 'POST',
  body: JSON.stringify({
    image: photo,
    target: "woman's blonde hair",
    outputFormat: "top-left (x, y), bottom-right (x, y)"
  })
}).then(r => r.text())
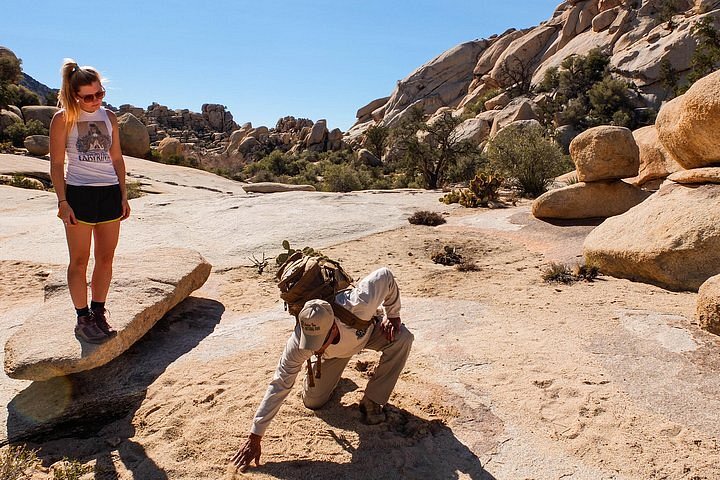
top-left (57, 58), bottom-right (103, 131)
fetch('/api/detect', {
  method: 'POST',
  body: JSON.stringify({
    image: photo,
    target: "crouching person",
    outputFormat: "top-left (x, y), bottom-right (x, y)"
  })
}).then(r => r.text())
top-left (231, 267), bottom-right (413, 471)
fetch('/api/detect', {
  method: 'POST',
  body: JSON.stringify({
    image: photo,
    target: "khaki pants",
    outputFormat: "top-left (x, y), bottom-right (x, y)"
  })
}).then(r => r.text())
top-left (302, 323), bottom-right (414, 409)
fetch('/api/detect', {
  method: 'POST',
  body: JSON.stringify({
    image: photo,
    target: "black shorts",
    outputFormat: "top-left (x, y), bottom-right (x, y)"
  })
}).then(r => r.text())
top-left (66, 184), bottom-right (122, 225)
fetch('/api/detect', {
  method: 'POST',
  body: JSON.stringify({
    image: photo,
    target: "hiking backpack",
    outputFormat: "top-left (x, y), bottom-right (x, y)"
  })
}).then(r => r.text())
top-left (276, 252), bottom-right (371, 331)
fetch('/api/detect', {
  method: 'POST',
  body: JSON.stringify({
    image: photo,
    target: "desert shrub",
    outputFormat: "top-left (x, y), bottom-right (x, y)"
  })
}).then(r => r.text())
top-left (2, 119), bottom-right (48, 147)
top-left (323, 163), bottom-right (366, 192)
top-left (0, 174), bottom-right (45, 190)
top-left (431, 245), bottom-right (463, 266)
top-left (564, 174), bottom-right (579, 186)
top-left (486, 123), bottom-right (571, 197)
top-left (542, 262), bottom-right (599, 284)
top-left (408, 210), bottom-right (446, 226)
top-left (0, 444), bottom-right (39, 480)
top-left (51, 458), bottom-right (93, 480)
top-left (125, 181), bottom-right (143, 199)
top-left (0, 141), bottom-right (15, 153)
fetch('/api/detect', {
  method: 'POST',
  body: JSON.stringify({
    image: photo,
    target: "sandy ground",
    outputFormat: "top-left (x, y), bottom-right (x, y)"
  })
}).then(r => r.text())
top-left (3, 203), bottom-right (719, 479)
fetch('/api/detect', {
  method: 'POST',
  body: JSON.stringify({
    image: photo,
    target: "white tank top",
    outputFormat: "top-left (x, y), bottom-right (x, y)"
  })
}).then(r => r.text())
top-left (65, 107), bottom-right (118, 186)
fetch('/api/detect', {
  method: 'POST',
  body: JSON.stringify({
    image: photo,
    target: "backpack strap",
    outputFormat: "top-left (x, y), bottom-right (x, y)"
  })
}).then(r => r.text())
top-left (330, 301), bottom-right (372, 331)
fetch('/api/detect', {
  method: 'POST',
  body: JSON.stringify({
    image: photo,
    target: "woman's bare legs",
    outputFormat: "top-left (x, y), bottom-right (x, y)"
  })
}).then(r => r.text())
top-left (65, 223), bottom-right (94, 309)
top-left (91, 220), bottom-right (121, 303)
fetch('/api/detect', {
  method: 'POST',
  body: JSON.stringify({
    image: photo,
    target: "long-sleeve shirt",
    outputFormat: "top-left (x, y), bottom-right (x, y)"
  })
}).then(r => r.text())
top-left (250, 267), bottom-right (401, 436)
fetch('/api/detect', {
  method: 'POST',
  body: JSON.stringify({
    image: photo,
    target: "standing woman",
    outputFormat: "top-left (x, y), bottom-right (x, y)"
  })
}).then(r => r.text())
top-left (49, 59), bottom-right (130, 344)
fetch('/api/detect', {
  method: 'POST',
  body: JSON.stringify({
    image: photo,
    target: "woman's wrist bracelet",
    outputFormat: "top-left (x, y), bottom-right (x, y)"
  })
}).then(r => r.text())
top-left (58, 199), bottom-right (68, 206)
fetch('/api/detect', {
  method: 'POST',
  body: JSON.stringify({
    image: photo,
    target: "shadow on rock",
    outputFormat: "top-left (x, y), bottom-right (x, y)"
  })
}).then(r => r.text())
top-left (257, 378), bottom-right (496, 480)
top-left (5, 296), bottom-right (224, 480)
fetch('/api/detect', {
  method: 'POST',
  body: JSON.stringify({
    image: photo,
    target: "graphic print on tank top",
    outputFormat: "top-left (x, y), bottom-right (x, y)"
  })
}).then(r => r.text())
top-left (76, 121), bottom-right (111, 163)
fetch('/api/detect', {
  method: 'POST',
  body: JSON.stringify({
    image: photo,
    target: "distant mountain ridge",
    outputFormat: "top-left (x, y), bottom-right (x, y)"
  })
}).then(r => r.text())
top-left (20, 73), bottom-right (55, 106)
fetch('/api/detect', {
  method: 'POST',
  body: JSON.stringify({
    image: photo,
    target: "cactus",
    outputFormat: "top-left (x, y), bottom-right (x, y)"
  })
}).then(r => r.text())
top-left (275, 240), bottom-right (321, 265)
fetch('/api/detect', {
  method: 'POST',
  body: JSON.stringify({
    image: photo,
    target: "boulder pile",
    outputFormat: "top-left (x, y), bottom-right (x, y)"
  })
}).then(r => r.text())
top-left (532, 126), bottom-right (650, 219)
top-left (584, 70), bottom-right (720, 291)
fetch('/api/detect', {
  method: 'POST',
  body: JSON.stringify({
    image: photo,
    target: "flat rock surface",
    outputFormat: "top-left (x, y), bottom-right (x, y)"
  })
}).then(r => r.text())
top-left (0, 154), bottom-right (446, 270)
top-left (4, 248), bottom-right (211, 381)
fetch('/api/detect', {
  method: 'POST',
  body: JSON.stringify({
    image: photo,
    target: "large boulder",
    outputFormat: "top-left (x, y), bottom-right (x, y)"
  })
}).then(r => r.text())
top-left (570, 126), bottom-right (640, 182)
top-left (451, 117), bottom-right (491, 145)
top-left (626, 125), bottom-right (682, 187)
top-left (356, 97), bottom-right (390, 123)
top-left (488, 98), bottom-right (539, 138)
top-left (4, 248), bottom-right (212, 381)
top-left (20, 106), bottom-right (59, 129)
top-left (656, 69), bottom-right (720, 169)
top-left (305, 119), bottom-right (328, 147)
top-left (156, 137), bottom-right (184, 160)
top-left (583, 183), bottom-right (720, 291)
top-left (117, 113), bottom-right (150, 158)
top-left (697, 274), bottom-right (720, 335)
top-left (357, 148), bottom-right (382, 167)
top-left (0, 109), bottom-right (23, 135)
top-left (382, 40), bottom-right (488, 126)
top-left (23, 135), bottom-right (50, 156)
top-left (532, 180), bottom-right (651, 219)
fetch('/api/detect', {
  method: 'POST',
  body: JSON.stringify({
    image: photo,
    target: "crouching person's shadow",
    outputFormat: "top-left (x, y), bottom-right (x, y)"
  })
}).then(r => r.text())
top-left (259, 378), bottom-right (496, 480)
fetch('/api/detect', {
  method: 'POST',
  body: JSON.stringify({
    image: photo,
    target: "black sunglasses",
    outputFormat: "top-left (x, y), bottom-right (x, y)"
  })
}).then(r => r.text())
top-left (77, 88), bottom-right (106, 103)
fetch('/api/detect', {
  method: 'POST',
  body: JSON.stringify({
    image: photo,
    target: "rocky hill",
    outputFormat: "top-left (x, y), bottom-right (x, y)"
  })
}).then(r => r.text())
top-left (347, 0), bottom-right (720, 141)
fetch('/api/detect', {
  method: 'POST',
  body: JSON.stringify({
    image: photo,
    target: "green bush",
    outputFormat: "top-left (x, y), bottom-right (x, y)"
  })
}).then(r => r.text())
top-left (323, 162), bottom-right (369, 192)
top-left (1, 119), bottom-right (48, 147)
top-left (535, 49), bottom-right (641, 131)
top-left (486, 123), bottom-right (571, 198)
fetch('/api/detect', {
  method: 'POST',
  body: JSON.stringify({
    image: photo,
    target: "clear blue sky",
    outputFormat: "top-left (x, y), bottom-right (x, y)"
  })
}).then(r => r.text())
top-left (4, 1), bottom-right (560, 131)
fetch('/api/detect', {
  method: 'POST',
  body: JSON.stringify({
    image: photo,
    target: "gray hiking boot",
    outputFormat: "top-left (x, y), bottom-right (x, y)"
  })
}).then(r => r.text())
top-left (75, 313), bottom-right (109, 344)
top-left (92, 307), bottom-right (117, 337)
top-left (359, 397), bottom-right (386, 425)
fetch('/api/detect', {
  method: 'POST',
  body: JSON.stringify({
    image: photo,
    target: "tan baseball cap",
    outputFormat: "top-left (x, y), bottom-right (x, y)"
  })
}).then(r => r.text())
top-left (298, 299), bottom-right (335, 351)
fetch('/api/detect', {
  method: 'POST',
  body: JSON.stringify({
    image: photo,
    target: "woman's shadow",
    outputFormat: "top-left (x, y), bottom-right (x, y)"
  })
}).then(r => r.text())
top-left (258, 378), bottom-right (497, 480)
top-left (5, 296), bottom-right (224, 480)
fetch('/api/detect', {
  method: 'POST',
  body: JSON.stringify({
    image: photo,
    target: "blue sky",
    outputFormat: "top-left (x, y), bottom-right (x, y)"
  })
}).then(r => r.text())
top-left (4, 1), bottom-right (560, 131)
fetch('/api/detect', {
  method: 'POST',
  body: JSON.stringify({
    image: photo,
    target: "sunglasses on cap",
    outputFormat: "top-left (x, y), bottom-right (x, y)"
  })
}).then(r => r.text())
top-left (77, 88), bottom-right (106, 103)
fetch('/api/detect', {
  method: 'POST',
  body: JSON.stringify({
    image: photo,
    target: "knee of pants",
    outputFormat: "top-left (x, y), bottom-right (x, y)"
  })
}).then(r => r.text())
top-left (302, 390), bottom-right (331, 410)
top-left (397, 327), bottom-right (414, 350)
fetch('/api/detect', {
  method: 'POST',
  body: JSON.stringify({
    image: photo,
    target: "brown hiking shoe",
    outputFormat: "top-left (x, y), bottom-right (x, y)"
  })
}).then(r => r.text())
top-left (75, 313), bottom-right (109, 344)
top-left (359, 397), bottom-right (386, 425)
top-left (92, 308), bottom-right (117, 337)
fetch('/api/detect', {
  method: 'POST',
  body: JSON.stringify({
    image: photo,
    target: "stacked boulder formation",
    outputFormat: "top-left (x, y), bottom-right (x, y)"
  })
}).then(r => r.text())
top-left (532, 126), bottom-right (651, 219)
top-left (584, 69), bottom-right (720, 293)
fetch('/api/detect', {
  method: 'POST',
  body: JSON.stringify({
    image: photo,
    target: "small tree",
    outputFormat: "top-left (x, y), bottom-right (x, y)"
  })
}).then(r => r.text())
top-left (0, 55), bottom-right (23, 108)
top-left (364, 124), bottom-right (389, 159)
top-left (497, 55), bottom-right (534, 97)
top-left (486, 122), bottom-right (571, 197)
top-left (391, 107), bottom-right (479, 189)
